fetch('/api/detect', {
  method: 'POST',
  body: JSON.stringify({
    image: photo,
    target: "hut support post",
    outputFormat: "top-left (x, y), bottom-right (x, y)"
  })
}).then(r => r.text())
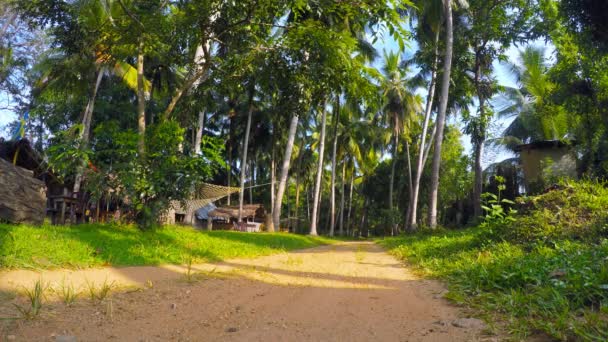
top-left (207, 218), bottom-right (213, 231)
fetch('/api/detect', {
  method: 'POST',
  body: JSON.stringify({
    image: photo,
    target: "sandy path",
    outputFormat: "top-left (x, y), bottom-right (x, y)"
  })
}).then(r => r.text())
top-left (1, 241), bottom-right (490, 341)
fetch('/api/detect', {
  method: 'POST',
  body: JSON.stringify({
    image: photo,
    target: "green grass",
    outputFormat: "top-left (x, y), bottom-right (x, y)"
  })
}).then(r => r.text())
top-left (378, 181), bottom-right (608, 341)
top-left (0, 223), bottom-right (334, 270)
top-left (379, 228), bottom-right (608, 341)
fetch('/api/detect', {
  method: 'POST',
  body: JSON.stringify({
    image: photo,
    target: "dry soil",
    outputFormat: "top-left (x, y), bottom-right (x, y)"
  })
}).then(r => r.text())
top-left (1, 241), bottom-right (492, 341)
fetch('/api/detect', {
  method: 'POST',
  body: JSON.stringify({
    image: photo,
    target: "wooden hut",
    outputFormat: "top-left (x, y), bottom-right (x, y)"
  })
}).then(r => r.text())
top-left (208, 205), bottom-right (266, 232)
top-left (208, 204), bottom-right (265, 221)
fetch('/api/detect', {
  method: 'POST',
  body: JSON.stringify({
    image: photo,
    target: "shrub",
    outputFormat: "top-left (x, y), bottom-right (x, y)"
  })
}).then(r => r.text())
top-left (489, 180), bottom-right (608, 244)
top-left (380, 180), bottom-right (608, 340)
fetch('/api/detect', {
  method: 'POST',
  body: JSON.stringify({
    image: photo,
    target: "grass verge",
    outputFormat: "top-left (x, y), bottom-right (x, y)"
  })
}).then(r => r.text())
top-left (0, 223), bottom-right (334, 270)
top-left (379, 227), bottom-right (608, 341)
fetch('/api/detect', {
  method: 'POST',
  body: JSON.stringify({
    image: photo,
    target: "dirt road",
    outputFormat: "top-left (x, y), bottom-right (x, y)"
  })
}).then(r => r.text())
top-left (1, 241), bottom-right (489, 341)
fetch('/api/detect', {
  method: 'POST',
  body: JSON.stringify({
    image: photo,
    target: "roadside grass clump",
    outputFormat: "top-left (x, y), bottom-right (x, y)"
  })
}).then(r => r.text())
top-left (85, 279), bottom-right (115, 303)
top-left (284, 255), bottom-right (303, 267)
top-left (57, 279), bottom-right (79, 305)
top-left (0, 223), bottom-right (335, 270)
top-left (13, 279), bottom-right (46, 320)
top-left (355, 245), bottom-right (366, 263)
top-left (379, 180), bottom-right (608, 341)
top-left (182, 250), bottom-right (196, 283)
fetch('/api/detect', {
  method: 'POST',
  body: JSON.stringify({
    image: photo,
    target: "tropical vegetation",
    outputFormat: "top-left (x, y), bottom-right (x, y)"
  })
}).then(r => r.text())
top-left (2, 0), bottom-right (608, 338)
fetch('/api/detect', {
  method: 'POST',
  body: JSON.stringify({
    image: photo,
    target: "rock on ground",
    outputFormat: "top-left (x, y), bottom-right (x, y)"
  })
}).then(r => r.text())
top-left (0, 158), bottom-right (46, 224)
top-left (452, 317), bottom-right (487, 329)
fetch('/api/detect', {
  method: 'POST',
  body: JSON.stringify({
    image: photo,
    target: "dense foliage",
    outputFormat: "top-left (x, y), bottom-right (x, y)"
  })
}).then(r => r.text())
top-left (1, 0), bottom-right (607, 233)
top-left (380, 180), bottom-right (608, 340)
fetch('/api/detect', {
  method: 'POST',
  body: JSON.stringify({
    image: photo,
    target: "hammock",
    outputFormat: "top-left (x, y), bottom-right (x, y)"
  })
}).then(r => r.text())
top-left (171, 183), bottom-right (240, 213)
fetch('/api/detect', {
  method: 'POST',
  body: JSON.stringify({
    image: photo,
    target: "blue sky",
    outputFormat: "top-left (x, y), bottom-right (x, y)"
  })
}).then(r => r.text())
top-left (0, 108), bottom-right (16, 138)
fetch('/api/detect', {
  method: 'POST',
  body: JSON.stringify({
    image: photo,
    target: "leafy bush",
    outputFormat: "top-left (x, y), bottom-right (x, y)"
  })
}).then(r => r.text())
top-left (47, 120), bottom-right (226, 229)
top-left (98, 121), bottom-right (225, 228)
top-left (380, 180), bottom-right (608, 340)
top-left (491, 180), bottom-right (608, 243)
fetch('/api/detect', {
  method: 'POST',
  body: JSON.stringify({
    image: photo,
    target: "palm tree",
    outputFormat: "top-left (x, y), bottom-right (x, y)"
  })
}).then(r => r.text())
top-left (310, 104), bottom-right (328, 236)
top-left (495, 46), bottom-right (567, 149)
top-left (329, 94), bottom-right (340, 236)
top-left (238, 86), bottom-right (255, 223)
top-left (335, 98), bottom-right (375, 235)
top-left (272, 114), bottom-right (299, 230)
top-left (406, 0), bottom-right (443, 230)
top-left (38, 0), bottom-right (150, 214)
top-left (379, 51), bottom-right (422, 235)
top-left (428, 0), bottom-right (454, 228)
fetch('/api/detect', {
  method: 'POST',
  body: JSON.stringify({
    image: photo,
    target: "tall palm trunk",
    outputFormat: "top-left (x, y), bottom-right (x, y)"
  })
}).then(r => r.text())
top-left (249, 159), bottom-right (254, 204)
top-left (294, 139), bottom-right (305, 233)
top-left (227, 112), bottom-right (234, 206)
top-left (472, 52), bottom-right (487, 220)
top-left (329, 97), bottom-right (340, 236)
top-left (72, 68), bottom-right (104, 205)
top-left (346, 168), bottom-right (354, 235)
top-left (428, 0), bottom-right (453, 228)
top-left (238, 97), bottom-right (254, 222)
top-left (273, 115), bottom-right (299, 230)
top-left (389, 134), bottom-right (398, 235)
top-left (473, 139), bottom-right (484, 218)
top-left (338, 161), bottom-right (346, 236)
top-left (359, 198), bottom-right (369, 237)
top-left (267, 146), bottom-right (277, 232)
top-left (408, 32), bottom-right (439, 230)
top-left (316, 181), bottom-right (323, 230)
top-left (306, 187), bottom-right (310, 222)
top-left (137, 38), bottom-right (146, 157)
top-left (271, 146), bottom-right (276, 208)
top-left (403, 140), bottom-right (413, 234)
top-left (310, 107), bottom-right (327, 236)
top-left (294, 175), bottom-right (300, 233)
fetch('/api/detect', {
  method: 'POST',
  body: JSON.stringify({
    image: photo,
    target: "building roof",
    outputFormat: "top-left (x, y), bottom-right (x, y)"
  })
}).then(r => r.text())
top-left (195, 203), bottom-right (217, 220)
top-left (0, 138), bottom-right (45, 175)
top-left (209, 204), bottom-right (265, 220)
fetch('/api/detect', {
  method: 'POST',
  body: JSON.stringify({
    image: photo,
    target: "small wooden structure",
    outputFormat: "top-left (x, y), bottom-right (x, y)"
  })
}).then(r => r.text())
top-left (209, 204), bottom-right (266, 232)
top-left (515, 140), bottom-right (577, 189)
